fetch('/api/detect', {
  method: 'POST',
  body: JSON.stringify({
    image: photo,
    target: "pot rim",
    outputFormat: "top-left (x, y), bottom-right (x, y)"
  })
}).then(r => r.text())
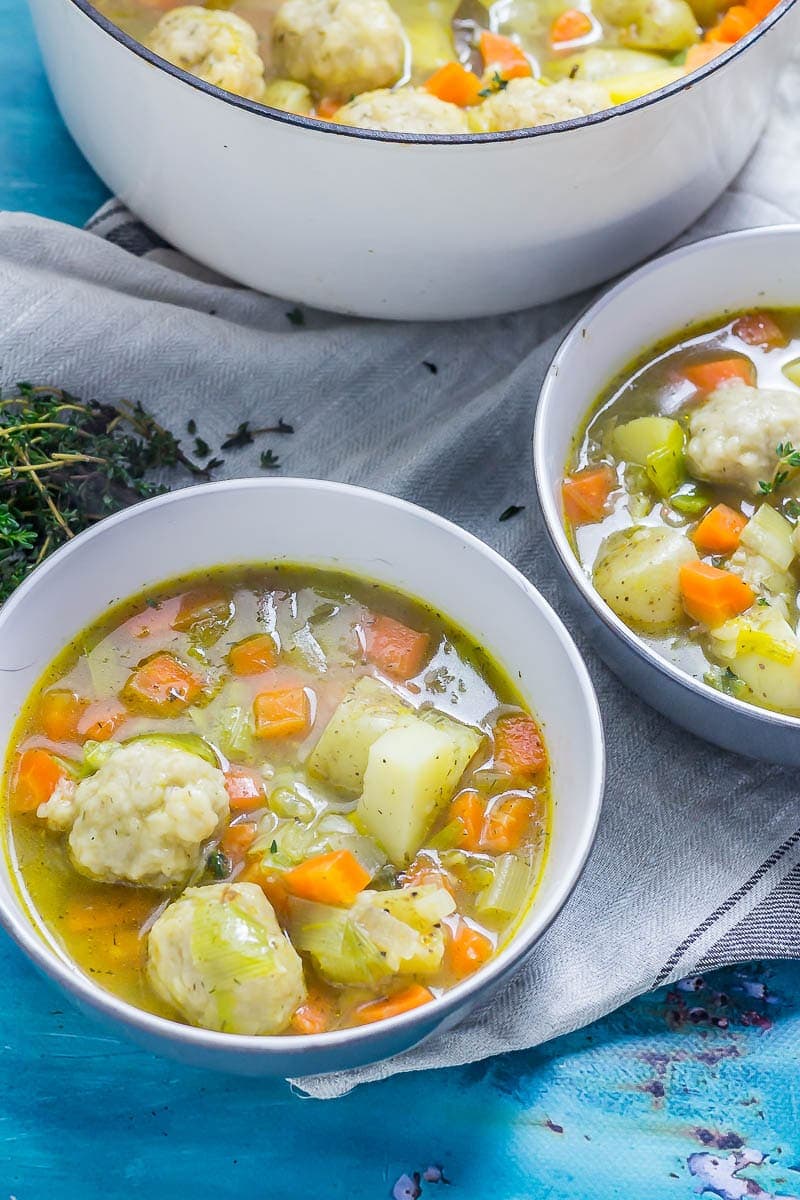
top-left (0, 476), bottom-right (604, 1065)
top-left (63, 0), bottom-right (797, 146)
top-left (533, 222), bottom-right (800, 738)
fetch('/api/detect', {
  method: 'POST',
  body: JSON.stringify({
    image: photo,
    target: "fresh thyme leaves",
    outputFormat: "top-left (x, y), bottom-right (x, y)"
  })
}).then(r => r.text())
top-left (194, 437), bottom-right (211, 458)
top-left (270, 839), bottom-right (278, 855)
top-left (286, 306), bottom-right (306, 327)
top-left (207, 849), bottom-right (230, 879)
top-left (0, 383), bottom-right (207, 604)
top-left (422, 361), bottom-right (438, 375)
top-left (260, 449), bottom-right (281, 470)
top-left (478, 71), bottom-right (508, 98)
top-left (499, 504), bottom-right (525, 522)
top-left (222, 419), bottom-right (295, 452)
top-left (757, 441), bottom-right (800, 495)
top-left (187, 418), bottom-right (197, 436)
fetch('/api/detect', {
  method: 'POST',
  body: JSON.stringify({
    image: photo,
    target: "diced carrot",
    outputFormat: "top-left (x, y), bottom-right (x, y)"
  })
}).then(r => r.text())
top-left (493, 713), bottom-right (547, 777)
top-left (365, 614), bottom-right (431, 681)
top-left (550, 8), bottom-right (593, 44)
top-left (172, 586), bottom-right (231, 632)
top-left (705, 4), bottom-right (758, 40)
top-left (224, 766), bottom-right (265, 811)
top-left (746, 0), bottom-right (779, 18)
top-left (64, 891), bottom-right (157, 934)
top-left (403, 855), bottom-right (456, 897)
top-left (123, 597), bottom-right (180, 640)
top-left (561, 464), bottom-right (616, 526)
top-left (291, 988), bottom-right (336, 1035)
top-left (316, 97), bottom-right (341, 120)
top-left (284, 850), bottom-right (371, 907)
top-left (229, 633), bottom-right (278, 675)
top-left (479, 30), bottom-right (533, 79)
top-left (481, 793), bottom-right (534, 854)
top-left (683, 357), bottom-right (756, 391)
top-left (39, 690), bottom-right (86, 742)
top-left (220, 821), bottom-right (258, 861)
top-left (685, 42), bottom-right (727, 70)
top-left (450, 790), bottom-right (484, 852)
top-left (123, 653), bottom-right (203, 713)
top-left (679, 561), bottom-right (755, 627)
top-left (354, 984), bottom-right (434, 1025)
top-left (448, 919), bottom-right (494, 979)
top-left (692, 503), bottom-right (747, 555)
top-left (240, 861), bottom-right (290, 920)
top-left (732, 311), bottom-right (787, 349)
top-left (77, 699), bottom-right (128, 743)
top-left (253, 686), bottom-right (311, 740)
top-left (424, 61), bottom-right (483, 106)
top-left (11, 748), bottom-right (68, 813)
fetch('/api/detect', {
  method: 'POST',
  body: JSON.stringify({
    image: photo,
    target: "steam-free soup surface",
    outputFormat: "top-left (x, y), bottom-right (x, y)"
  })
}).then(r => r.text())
top-left (4, 566), bottom-right (550, 1035)
top-left (91, 0), bottom-right (779, 135)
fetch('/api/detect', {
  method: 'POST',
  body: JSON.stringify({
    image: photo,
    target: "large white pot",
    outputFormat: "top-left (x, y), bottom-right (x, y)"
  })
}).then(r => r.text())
top-left (28, 0), bottom-right (799, 319)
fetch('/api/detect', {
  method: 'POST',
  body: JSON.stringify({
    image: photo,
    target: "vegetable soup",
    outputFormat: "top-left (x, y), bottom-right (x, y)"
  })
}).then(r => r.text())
top-left (563, 307), bottom-right (800, 716)
top-left (92, 0), bottom-right (779, 135)
top-left (4, 566), bottom-right (550, 1036)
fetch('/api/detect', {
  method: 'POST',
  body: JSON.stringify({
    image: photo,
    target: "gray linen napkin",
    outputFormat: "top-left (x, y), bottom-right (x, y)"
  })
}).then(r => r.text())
top-left (1, 55), bottom-right (799, 1099)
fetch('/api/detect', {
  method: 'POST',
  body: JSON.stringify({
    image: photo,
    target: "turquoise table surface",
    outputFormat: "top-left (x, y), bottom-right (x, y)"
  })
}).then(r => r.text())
top-left (2, 4), bottom-right (800, 1197)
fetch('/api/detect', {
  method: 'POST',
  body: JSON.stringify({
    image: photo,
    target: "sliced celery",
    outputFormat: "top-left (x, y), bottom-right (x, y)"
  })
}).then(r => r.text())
top-left (440, 849), bottom-right (496, 892)
top-left (670, 486), bottom-right (713, 516)
top-left (740, 504), bottom-right (796, 571)
top-left (735, 627), bottom-right (797, 665)
top-left (287, 897), bottom-right (390, 986)
top-left (476, 854), bottom-right (532, 921)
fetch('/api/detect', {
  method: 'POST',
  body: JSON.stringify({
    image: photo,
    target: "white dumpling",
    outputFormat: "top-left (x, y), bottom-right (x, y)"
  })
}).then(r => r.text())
top-left (333, 87), bottom-right (470, 133)
top-left (686, 381), bottom-right (800, 496)
top-left (147, 7), bottom-right (266, 101)
top-left (469, 79), bottom-right (610, 133)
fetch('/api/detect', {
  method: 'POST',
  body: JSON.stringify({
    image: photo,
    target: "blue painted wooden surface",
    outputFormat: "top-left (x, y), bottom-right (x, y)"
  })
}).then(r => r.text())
top-left (2, 4), bottom-right (800, 1196)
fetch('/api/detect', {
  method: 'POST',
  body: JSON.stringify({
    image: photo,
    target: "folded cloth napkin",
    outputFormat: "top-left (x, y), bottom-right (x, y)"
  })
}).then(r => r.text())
top-left (1, 55), bottom-right (799, 1099)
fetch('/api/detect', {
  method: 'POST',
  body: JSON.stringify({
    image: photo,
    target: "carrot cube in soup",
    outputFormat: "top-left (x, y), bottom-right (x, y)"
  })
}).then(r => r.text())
top-left (550, 8), bottom-right (594, 44)
top-left (291, 988), bottom-right (336, 1035)
top-left (424, 61), bottom-right (483, 106)
top-left (229, 633), bottom-right (278, 675)
top-left (354, 984), bottom-right (434, 1025)
top-left (561, 465), bottom-right (616, 526)
top-left (683, 357), bottom-right (756, 391)
top-left (493, 713), bottom-right (547, 777)
top-left (679, 561), bottom-right (755, 627)
top-left (220, 821), bottom-right (258, 861)
top-left (450, 790), bottom-right (484, 852)
top-left (692, 503), bottom-right (747, 555)
top-left (479, 30), bottom-right (532, 79)
top-left (481, 793), bottom-right (535, 854)
top-left (365, 614), bottom-right (431, 680)
top-left (284, 849), bottom-right (371, 906)
top-left (123, 653), bottom-right (203, 713)
top-left (448, 919), bottom-right (493, 979)
top-left (40, 690), bottom-right (86, 742)
top-left (172, 586), bottom-right (232, 633)
top-left (12, 748), bottom-right (68, 813)
top-left (253, 686), bottom-right (311, 739)
top-left (77, 699), bottom-right (128, 743)
top-left (224, 766), bottom-right (264, 810)
top-left (239, 861), bottom-right (290, 921)
top-left (732, 311), bottom-right (788, 349)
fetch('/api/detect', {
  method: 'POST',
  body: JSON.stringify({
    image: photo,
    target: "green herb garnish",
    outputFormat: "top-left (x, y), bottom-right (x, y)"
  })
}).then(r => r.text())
top-left (499, 504), bottom-right (525, 522)
top-left (286, 306), bottom-right (306, 327)
top-left (758, 441), bottom-right (800, 495)
top-left (207, 849), bottom-right (231, 879)
top-left (478, 71), bottom-right (508, 98)
top-left (260, 449), bottom-right (281, 470)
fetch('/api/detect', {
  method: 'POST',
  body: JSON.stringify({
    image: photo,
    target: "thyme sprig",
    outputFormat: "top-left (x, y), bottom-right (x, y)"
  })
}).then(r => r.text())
top-left (758, 441), bottom-right (800, 495)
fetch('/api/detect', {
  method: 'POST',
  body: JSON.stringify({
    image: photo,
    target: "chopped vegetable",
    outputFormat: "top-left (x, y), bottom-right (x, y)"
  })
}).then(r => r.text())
top-left (782, 358), bottom-right (800, 388)
top-left (602, 66), bottom-right (684, 103)
top-left (220, 821), bottom-right (258, 859)
top-left (77, 699), bottom-right (128, 743)
top-left (64, 890), bottom-right (157, 933)
top-left (683, 357), bottom-right (756, 390)
top-left (365, 614), bottom-right (431, 681)
top-left (315, 96), bottom-right (342, 120)
top-left (679, 561), bottom-right (755, 626)
top-left (692, 503), bottom-right (747, 554)
top-left (476, 853), bottom-right (532, 921)
top-left (127, 731), bottom-right (219, 767)
top-left (612, 417), bottom-right (685, 498)
top-left (172, 587), bottom-right (233, 637)
top-left (670, 484), bottom-right (714, 516)
top-left (550, 8), bottom-right (594, 43)
top-left (40, 690), bottom-right (85, 742)
top-left (732, 311), bottom-right (787, 348)
top-left (684, 41), bottom-right (726, 68)
top-left (561, 465), bottom-right (617, 525)
top-left (308, 676), bottom-right (410, 794)
top-left (481, 793), bottom-right (535, 854)
top-left (12, 748), bottom-right (68, 813)
top-left (479, 30), bottom-right (532, 80)
top-left (354, 984), bottom-right (434, 1025)
top-left (123, 653), bottom-right (203, 713)
top-left (493, 714), bottom-right (547, 777)
top-left (284, 850), bottom-right (371, 907)
top-left (740, 504), bottom-right (796, 571)
top-left (424, 61), bottom-right (482, 105)
top-left (448, 919), bottom-right (493, 979)
top-left (449, 790), bottom-right (484, 852)
top-left (253, 687), bottom-right (311, 740)
top-left (224, 766), bottom-right (264, 811)
top-left (229, 633), bottom-right (278, 675)
top-left (706, 3), bottom-right (757, 40)
top-left (291, 989), bottom-right (335, 1035)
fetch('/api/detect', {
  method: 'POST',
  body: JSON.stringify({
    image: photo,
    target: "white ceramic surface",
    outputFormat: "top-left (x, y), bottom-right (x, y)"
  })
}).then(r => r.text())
top-left (0, 479), bottom-right (603, 1076)
top-left (534, 223), bottom-right (800, 765)
top-left (26, 0), bottom-right (799, 319)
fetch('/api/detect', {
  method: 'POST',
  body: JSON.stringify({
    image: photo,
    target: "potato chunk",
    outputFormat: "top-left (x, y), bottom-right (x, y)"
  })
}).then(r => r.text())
top-left (308, 676), bottom-right (412, 794)
top-left (593, 526), bottom-right (698, 632)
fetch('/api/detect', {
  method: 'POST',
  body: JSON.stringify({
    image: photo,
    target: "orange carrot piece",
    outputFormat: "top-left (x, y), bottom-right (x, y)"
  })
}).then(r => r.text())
top-left (692, 503), bottom-right (747, 555)
top-left (40, 690), bottom-right (86, 742)
top-left (316, 97), bottom-right (341, 120)
top-left (685, 42), bottom-right (727, 69)
top-left (424, 61), bottom-right (483, 106)
top-left (12, 748), bottom-right (68, 813)
top-left (403, 855), bottom-right (456, 897)
top-left (224, 766), bottom-right (265, 811)
top-left (493, 713), bottom-right (547, 777)
top-left (77, 699), bottom-right (128, 743)
top-left (171, 586), bottom-right (230, 632)
top-left (679, 561), bottom-right (755, 627)
top-left (253, 686), bottom-right (311, 740)
top-left (450, 790), bottom-right (484, 851)
top-left (683, 357), bottom-right (756, 391)
top-left (550, 8), bottom-right (593, 43)
top-left (746, 0), bottom-right (779, 18)
top-left (732, 311), bottom-right (788, 349)
top-left (284, 850), bottom-right (371, 906)
top-left (64, 891), bottom-right (157, 934)
top-left (123, 653), bottom-right (203, 713)
top-left (354, 984), bottom-right (434, 1025)
top-left (240, 861), bottom-right (290, 920)
top-left (291, 988), bottom-right (336, 1035)
top-left (479, 30), bottom-right (532, 79)
top-left (448, 920), bottom-right (494, 979)
top-left (220, 821), bottom-right (258, 860)
top-left (228, 633), bottom-right (278, 675)
top-left (123, 598), bottom-right (180, 640)
top-left (561, 464), bottom-right (616, 526)
top-left (706, 4), bottom-right (758, 39)
top-left (365, 614), bottom-right (431, 680)
top-left (481, 794), bottom-right (534, 854)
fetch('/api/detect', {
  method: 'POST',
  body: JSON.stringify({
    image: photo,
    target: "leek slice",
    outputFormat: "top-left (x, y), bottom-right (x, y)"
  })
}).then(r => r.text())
top-left (740, 504), bottom-right (796, 571)
top-left (476, 854), bottom-right (532, 921)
